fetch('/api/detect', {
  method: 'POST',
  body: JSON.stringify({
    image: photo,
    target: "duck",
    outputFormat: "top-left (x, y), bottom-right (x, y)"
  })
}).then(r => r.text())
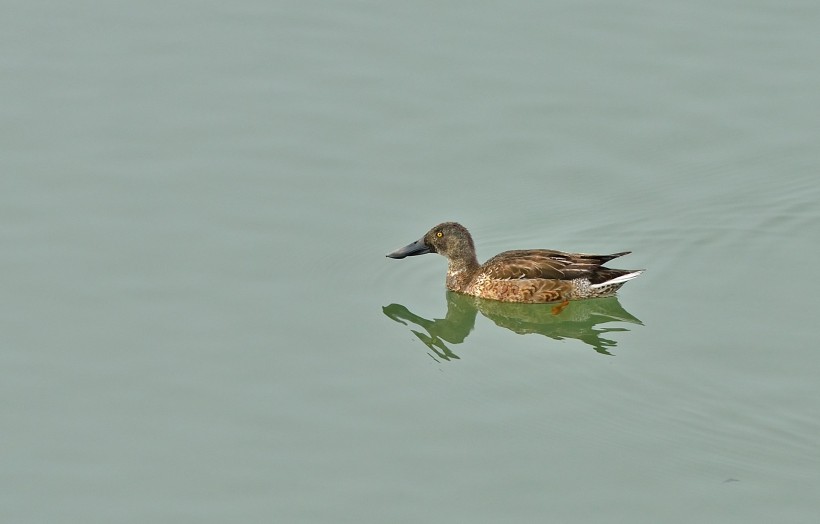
top-left (386, 222), bottom-right (643, 304)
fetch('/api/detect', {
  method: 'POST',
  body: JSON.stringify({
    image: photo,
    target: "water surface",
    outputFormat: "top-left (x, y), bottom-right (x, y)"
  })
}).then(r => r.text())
top-left (2, 1), bottom-right (819, 523)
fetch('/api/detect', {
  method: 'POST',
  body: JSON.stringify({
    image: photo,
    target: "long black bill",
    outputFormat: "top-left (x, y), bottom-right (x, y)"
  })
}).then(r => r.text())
top-left (386, 238), bottom-right (432, 259)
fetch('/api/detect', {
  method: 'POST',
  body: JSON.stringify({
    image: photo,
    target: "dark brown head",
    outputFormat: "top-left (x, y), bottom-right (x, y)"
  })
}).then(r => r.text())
top-left (386, 222), bottom-right (477, 265)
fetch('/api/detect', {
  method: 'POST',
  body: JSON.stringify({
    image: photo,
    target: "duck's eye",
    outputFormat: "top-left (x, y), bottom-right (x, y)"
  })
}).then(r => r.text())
top-left (436, 231), bottom-right (443, 238)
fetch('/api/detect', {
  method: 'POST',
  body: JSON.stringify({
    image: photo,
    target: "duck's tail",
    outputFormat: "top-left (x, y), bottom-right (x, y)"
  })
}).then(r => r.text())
top-left (590, 269), bottom-right (645, 289)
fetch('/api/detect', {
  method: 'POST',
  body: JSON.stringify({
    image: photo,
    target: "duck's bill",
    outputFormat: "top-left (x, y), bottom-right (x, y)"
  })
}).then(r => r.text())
top-left (386, 238), bottom-right (432, 259)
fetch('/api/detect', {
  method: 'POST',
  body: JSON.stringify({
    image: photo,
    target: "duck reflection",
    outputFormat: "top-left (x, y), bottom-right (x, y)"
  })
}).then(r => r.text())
top-left (383, 291), bottom-right (642, 360)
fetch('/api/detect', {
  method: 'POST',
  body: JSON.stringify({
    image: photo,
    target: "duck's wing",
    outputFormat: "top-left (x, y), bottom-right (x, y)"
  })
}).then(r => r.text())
top-left (481, 250), bottom-right (631, 281)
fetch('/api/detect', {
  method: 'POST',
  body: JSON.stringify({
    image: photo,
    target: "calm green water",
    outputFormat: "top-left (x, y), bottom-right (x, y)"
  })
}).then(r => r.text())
top-left (3, 1), bottom-right (819, 523)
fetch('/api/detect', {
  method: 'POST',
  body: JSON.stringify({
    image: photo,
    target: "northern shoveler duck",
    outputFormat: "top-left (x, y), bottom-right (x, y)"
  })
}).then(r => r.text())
top-left (386, 222), bottom-right (644, 304)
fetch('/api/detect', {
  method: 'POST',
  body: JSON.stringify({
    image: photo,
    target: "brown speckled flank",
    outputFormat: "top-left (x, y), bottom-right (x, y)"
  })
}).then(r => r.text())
top-left (386, 222), bottom-right (644, 303)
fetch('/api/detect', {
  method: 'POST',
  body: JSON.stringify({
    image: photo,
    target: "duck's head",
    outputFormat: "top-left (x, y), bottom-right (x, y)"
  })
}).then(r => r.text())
top-left (386, 222), bottom-right (476, 261)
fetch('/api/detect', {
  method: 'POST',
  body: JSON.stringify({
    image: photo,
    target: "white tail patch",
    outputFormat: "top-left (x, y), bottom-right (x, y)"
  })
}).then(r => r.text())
top-left (589, 270), bottom-right (645, 289)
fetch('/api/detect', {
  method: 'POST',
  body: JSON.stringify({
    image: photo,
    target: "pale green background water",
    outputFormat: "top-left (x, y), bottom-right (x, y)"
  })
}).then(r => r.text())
top-left (3, 1), bottom-right (819, 523)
